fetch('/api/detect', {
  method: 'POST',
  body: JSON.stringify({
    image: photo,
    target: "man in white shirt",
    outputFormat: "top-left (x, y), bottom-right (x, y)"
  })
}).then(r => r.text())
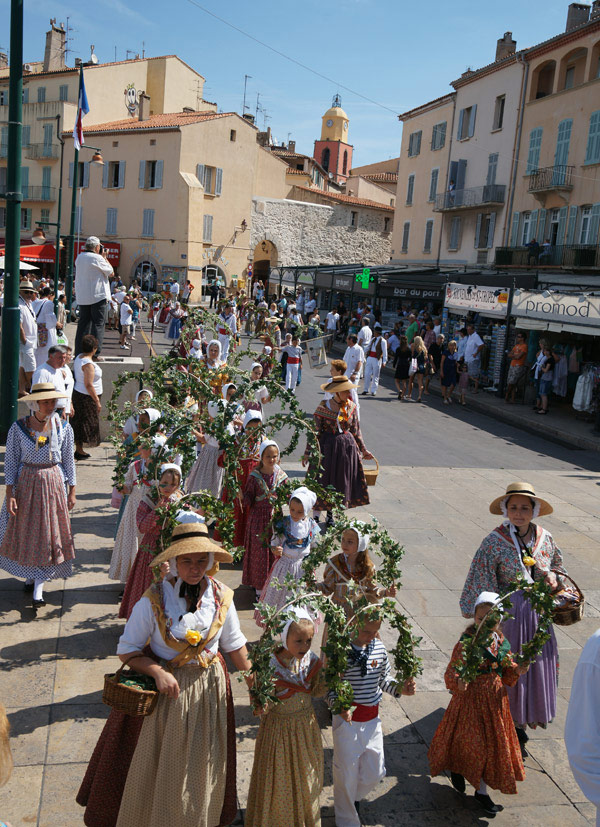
top-left (18, 280), bottom-right (39, 394)
top-left (74, 235), bottom-right (114, 357)
top-left (295, 290), bottom-right (305, 317)
top-left (356, 318), bottom-right (373, 374)
top-left (304, 294), bottom-right (317, 316)
top-left (32, 345), bottom-right (73, 418)
top-left (170, 280), bottom-right (180, 302)
top-left (217, 302), bottom-right (237, 361)
top-left (464, 323), bottom-right (485, 392)
top-left (325, 309), bottom-right (340, 354)
top-left (362, 323), bottom-right (388, 397)
top-left (32, 286), bottom-right (58, 367)
top-left (343, 334), bottom-right (365, 385)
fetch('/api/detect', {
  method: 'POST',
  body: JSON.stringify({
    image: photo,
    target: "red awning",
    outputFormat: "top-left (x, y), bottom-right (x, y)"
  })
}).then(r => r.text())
top-left (19, 244), bottom-right (59, 264)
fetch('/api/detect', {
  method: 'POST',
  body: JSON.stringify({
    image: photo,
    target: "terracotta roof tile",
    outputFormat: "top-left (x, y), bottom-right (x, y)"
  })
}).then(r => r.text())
top-left (363, 172), bottom-right (398, 183)
top-left (286, 168), bottom-right (309, 175)
top-left (77, 111), bottom-right (234, 135)
top-left (294, 185), bottom-right (394, 212)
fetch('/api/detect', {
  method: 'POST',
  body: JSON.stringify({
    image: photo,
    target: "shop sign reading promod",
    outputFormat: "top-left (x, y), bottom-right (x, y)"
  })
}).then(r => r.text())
top-left (444, 283), bottom-right (509, 318)
top-left (511, 291), bottom-right (600, 329)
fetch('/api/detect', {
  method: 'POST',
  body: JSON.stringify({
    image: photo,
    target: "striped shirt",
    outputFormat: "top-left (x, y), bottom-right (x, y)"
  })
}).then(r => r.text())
top-left (329, 639), bottom-right (400, 707)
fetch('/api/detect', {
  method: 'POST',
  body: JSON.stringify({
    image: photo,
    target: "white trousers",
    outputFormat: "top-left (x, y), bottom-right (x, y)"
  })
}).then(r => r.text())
top-left (285, 362), bottom-right (299, 391)
top-left (332, 714), bottom-right (386, 827)
top-left (218, 333), bottom-right (231, 362)
top-left (350, 387), bottom-right (360, 421)
top-left (363, 356), bottom-right (382, 395)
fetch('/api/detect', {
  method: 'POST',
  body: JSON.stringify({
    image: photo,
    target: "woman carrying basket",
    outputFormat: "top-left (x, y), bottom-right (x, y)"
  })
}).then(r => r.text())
top-left (77, 522), bottom-right (252, 827)
top-left (460, 482), bottom-right (570, 757)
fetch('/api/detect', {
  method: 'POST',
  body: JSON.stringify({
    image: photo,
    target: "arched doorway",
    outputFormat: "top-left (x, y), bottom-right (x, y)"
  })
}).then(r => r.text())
top-left (132, 259), bottom-right (160, 293)
top-left (252, 239), bottom-right (278, 296)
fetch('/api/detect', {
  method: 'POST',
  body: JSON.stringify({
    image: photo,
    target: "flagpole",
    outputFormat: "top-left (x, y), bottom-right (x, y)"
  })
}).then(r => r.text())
top-left (65, 144), bottom-right (78, 314)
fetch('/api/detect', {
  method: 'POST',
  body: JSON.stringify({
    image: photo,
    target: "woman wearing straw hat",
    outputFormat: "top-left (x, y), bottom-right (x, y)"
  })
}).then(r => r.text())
top-left (460, 482), bottom-right (568, 755)
top-left (0, 383), bottom-right (76, 609)
top-left (302, 376), bottom-right (373, 525)
top-left (77, 521), bottom-right (252, 827)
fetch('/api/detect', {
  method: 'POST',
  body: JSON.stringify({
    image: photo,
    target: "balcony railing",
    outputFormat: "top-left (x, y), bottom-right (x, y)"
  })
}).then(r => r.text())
top-left (434, 184), bottom-right (506, 212)
top-left (24, 143), bottom-right (60, 160)
top-left (527, 165), bottom-right (574, 192)
top-left (0, 185), bottom-right (56, 202)
top-left (495, 244), bottom-right (599, 269)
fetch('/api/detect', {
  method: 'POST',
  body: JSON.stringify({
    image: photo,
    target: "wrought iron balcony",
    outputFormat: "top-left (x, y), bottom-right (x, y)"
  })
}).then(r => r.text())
top-left (434, 184), bottom-right (506, 212)
top-left (495, 244), bottom-right (599, 269)
top-left (527, 165), bottom-right (574, 192)
top-left (24, 143), bottom-right (60, 160)
top-left (0, 185), bottom-right (57, 202)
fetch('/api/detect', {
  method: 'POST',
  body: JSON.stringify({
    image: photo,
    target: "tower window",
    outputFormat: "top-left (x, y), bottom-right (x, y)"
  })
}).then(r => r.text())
top-left (350, 211), bottom-right (358, 227)
top-left (342, 150), bottom-right (348, 176)
top-left (322, 147), bottom-right (330, 172)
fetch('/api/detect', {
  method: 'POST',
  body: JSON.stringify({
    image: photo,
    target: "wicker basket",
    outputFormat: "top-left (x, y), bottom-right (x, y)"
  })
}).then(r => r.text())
top-left (552, 574), bottom-right (584, 627)
top-left (363, 457), bottom-right (379, 487)
top-left (103, 654), bottom-right (159, 717)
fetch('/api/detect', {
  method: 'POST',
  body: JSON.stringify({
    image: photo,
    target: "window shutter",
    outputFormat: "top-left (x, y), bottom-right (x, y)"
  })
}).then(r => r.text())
top-left (215, 167), bottom-right (223, 196)
top-left (406, 174), bottom-right (414, 205)
top-left (203, 214), bottom-right (213, 242)
top-left (139, 160), bottom-right (146, 188)
top-left (556, 205), bottom-right (568, 244)
top-left (510, 211), bottom-right (520, 246)
top-left (105, 208), bottom-right (110, 235)
top-left (526, 127), bottom-right (543, 174)
top-left (102, 162), bottom-right (109, 188)
top-left (106, 208), bottom-right (117, 235)
top-left (22, 87), bottom-right (28, 103)
top-left (424, 219), bottom-right (434, 252)
top-left (25, 208), bottom-right (32, 229)
top-left (154, 160), bottom-right (163, 189)
top-left (584, 111), bottom-right (600, 164)
top-left (83, 162), bottom-right (90, 188)
top-left (68, 162), bottom-right (74, 188)
top-left (22, 125), bottom-right (30, 146)
top-left (0, 167), bottom-right (5, 190)
top-left (530, 209), bottom-right (539, 239)
top-left (468, 105), bottom-right (477, 138)
top-left (118, 161), bottom-right (126, 188)
top-left (439, 121), bottom-right (446, 148)
top-left (431, 125), bottom-right (437, 150)
top-left (415, 131), bottom-right (422, 155)
top-left (43, 123), bottom-right (53, 149)
top-left (37, 87), bottom-right (45, 103)
top-left (42, 166), bottom-right (51, 193)
top-left (428, 168), bottom-right (438, 202)
top-left (486, 212), bottom-right (496, 249)
top-left (457, 109), bottom-right (464, 140)
top-left (486, 153), bottom-right (498, 186)
top-left (554, 119), bottom-right (573, 169)
top-left (538, 209), bottom-right (547, 241)
top-left (587, 203), bottom-right (600, 246)
top-left (408, 133), bottom-right (413, 156)
top-left (0, 126), bottom-right (7, 154)
top-left (449, 217), bottom-right (460, 249)
top-left (401, 221), bottom-right (410, 251)
top-left (21, 166), bottom-right (29, 198)
top-left (196, 163), bottom-right (205, 185)
top-left (474, 213), bottom-right (483, 248)
top-left (566, 205), bottom-right (578, 244)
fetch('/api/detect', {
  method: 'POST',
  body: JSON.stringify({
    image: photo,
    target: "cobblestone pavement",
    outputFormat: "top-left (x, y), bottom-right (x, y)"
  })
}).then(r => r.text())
top-left (1, 322), bottom-right (599, 826)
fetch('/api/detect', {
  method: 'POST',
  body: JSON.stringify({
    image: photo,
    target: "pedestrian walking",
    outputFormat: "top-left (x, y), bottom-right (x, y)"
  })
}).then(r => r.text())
top-left (393, 335), bottom-right (411, 400)
top-left (362, 324), bottom-right (388, 397)
top-left (465, 323), bottom-right (484, 393)
top-left (71, 335), bottom-right (103, 459)
top-left (505, 332), bottom-right (529, 404)
top-left (408, 336), bottom-right (428, 402)
top-left (440, 340), bottom-right (458, 404)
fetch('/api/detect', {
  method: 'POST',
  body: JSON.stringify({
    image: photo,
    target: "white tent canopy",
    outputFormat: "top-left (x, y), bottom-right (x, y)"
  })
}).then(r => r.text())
top-left (0, 257), bottom-right (39, 270)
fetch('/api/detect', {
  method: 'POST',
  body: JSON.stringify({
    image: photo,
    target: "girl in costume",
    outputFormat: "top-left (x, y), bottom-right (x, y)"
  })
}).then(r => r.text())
top-left (243, 362), bottom-right (270, 414)
top-left (245, 607), bottom-right (325, 827)
top-left (255, 487), bottom-right (320, 627)
top-left (121, 389), bottom-right (154, 442)
top-left (167, 302), bottom-right (184, 344)
top-left (185, 401), bottom-right (225, 498)
top-left (242, 440), bottom-right (288, 598)
top-left (77, 523), bottom-right (252, 827)
top-left (119, 464), bottom-right (184, 619)
top-left (258, 345), bottom-right (273, 379)
top-left (428, 592), bottom-right (529, 817)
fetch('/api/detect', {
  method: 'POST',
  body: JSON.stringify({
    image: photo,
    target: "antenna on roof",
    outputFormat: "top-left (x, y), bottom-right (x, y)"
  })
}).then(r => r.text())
top-left (64, 16), bottom-right (76, 64)
top-left (88, 45), bottom-right (98, 65)
top-left (142, 41), bottom-right (145, 59)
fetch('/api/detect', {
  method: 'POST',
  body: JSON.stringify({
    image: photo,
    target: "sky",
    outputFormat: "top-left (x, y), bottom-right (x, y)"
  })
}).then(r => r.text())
top-left (1, 0), bottom-right (580, 166)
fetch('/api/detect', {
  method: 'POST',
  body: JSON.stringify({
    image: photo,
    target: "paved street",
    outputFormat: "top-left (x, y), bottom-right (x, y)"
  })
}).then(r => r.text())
top-left (2, 321), bottom-right (600, 826)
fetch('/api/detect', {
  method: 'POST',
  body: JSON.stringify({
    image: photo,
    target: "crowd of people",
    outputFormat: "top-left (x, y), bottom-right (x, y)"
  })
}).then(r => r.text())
top-left (0, 262), bottom-right (598, 827)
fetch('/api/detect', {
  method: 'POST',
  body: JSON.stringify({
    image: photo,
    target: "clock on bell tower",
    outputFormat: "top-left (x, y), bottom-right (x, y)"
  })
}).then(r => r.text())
top-left (313, 94), bottom-right (353, 185)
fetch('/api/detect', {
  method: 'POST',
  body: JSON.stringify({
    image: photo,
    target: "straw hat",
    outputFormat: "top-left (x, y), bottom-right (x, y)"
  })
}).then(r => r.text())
top-left (20, 382), bottom-right (67, 403)
top-left (320, 375), bottom-right (357, 393)
top-left (489, 482), bottom-right (553, 517)
top-left (19, 280), bottom-right (37, 292)
top-left (151, 522), bottom-right (233, 567)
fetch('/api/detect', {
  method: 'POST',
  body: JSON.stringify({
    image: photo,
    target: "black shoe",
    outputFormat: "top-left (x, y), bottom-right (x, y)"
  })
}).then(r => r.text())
top-left (23, 582), bottom-right (34, 593)
top-left (361, 391), bottom-right (369, 395)
top-left (474, 792), bottom-right (504, 816)
top-left (74, 451), bottom-right (90, 460)
top-left (354, 801), bottom-right (361, 816)
top-left (516, 727), bottom-right (528, 758)
top-left (32, 598), bottom-right (46, 609)
top-left (450, 772), bottom-right (466, 794)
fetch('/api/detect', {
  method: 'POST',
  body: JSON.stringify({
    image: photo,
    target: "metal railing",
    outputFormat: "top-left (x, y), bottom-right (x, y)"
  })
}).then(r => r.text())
top-left (24, 143), bottom-right (60, 160)
top-left (0, 185), bottom-right (56, 201)
top-left (434, 184), bottom-right (506, 211)
top-left (527, 165), bottom-right (574, 191)
top-left (495, 244), bottom-right (599, 268)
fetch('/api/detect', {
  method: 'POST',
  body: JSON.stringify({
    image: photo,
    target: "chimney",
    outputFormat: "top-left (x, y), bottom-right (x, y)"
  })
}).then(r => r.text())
top-left (243, 112), bottom-right (255, 125)
top-left (591, 0), bottom-right (600, 18)
top-left (566, 3), bottom-right (590, 30)
top-left (495, 32), bottom-right (517, 61)
top-left (43, 18), bottom-right (66, 72)
top-left (288, 140), bottom-right (296, 153)
top-left (0, 52), bottom-right (8, 70)
top-left (138, 92), bottom-right (150, 121)
top-left (74, 57), bottom-right (82, 68)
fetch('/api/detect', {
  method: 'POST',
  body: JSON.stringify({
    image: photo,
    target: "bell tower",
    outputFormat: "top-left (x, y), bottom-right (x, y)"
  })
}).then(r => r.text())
top-left (313, 95), bottom-right (353, 184)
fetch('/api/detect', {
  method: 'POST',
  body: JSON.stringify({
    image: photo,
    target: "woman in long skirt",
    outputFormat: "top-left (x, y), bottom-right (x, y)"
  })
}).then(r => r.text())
top-left (0, 383), bottom-right (76, 608)
top-left (185, 401), bottom-right (225, 498)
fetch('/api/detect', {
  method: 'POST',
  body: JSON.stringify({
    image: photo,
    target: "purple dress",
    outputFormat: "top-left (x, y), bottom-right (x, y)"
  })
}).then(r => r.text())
top-left (460, 522), bottom-right (566, 728)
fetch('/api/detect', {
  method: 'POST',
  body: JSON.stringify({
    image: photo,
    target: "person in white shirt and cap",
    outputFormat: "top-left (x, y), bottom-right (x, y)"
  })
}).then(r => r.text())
top-left (74, 236), bottom-right (114, 358)
top-left (362, 323), bottom-right (388, 397)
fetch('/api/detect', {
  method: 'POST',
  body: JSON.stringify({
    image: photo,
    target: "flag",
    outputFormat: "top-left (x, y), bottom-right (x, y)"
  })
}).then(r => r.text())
top-left (73, 66), bottom-right (89, 151)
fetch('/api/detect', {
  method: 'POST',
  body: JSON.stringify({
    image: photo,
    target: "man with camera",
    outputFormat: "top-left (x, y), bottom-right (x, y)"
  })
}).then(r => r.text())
top-left (74, 235), bottom-right (114, 358)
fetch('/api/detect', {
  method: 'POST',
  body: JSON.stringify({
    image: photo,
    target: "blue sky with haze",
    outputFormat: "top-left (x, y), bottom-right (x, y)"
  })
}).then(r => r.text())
top-left (7, 0), bottom-right (575, 166)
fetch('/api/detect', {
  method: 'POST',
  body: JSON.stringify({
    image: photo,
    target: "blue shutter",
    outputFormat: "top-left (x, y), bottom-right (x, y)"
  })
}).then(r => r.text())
top-left (118, 161), bottom-right (126, 188)
top-left (42, 166), bottom-right (51, 199)
top-left (538, 209), bottom-right (547, 241)
top-left (556, 205), bottom-right (568, 245)
top-left (154, 160), bottom-right (163, 189)
top-left (106, 208), bottom-right (117, 235)
top-left (24, 208), bottom-right (32, 229)
top-left (584, 111), bottom-right (600, 165)
top-left (530, 209), bottom-right (539, 240)
top-left (415, 131), bottom-right (422, 155)
top-left (553, 119), bottom-right (573, 184)
top-left (566, 205), bottom-right (578, 244)
top-left (69, 162), bottom-right (74, 188)
top-left (102, 162), bottom-right (109, 188)
top-left (0, 126), bottom-right (7, 155)
top-left (486, 153), bottom-right (498, 186)
top-left (468, 104), bottom-right (477, 138)
top-left (37, 86), bottom-right (45, 103)
top-left (203, 214), bottom-right (213, 242)
top-left (510, 211), bottom-right (520, 246)
top-left (474, 213), bottom-right (483, 248)
top-left (142, 208), bottom-right (155, 236)
top-left (424, 219), bottom-right (433, 252)
top-left (196, 163), bottom-right (204, 185)
top-left (401, 221), bottom-right (410, 251)
top-left (587, 203), bottom-right (600, 246)
top-left (526, 128), bottom-right (543, 174)
top-left (22, 87), bottom-right (28, 103)
top-left (486, 212), bottom-right (497, 249)
top-left (215, 167), bottom-right (223, 196)
top-left (21, 166), bottom-right (29, 198)
top-left (457, 109), bottom-right (464, 140)
top-left (449, 217), bottom-right (461, 249)
top-left (43, 123), bottom-right (53, 151)
top-left (406, 174), bottom-right (414, 204)
top-left (428, 168), bottom-right (438, 202)
top-left (22, 125), bottom-right (30, 146)
top-left (139, 160), bottom-right (146, 188)
top-left (82, 162), bottom-right (90, 188)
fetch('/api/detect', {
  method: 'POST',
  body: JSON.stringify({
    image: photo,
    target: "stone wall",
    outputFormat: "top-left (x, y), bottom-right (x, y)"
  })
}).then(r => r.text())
top-left (251, 196), bottom-right (392, 266)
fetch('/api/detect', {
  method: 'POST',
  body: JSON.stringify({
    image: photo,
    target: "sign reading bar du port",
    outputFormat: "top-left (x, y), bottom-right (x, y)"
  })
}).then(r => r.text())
top-left (511, 290), bottom-right (600, 328)
top-left (444, 283), bottom-right (509, 318)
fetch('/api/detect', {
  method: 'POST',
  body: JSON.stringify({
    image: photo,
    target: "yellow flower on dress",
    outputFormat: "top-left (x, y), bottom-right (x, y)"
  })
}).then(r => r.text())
top-left (185, 629), bottom-right (202, 646)
top-left (522, 555), bottom-right (536, 567)
top-left (36, 436), bottom-right (48, 449)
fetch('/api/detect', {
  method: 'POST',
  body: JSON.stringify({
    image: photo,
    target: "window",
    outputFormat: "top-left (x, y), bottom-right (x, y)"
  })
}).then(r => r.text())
top-left (104, 160), bottom-right (126, 189)
top-left (475, 212), bottom-right (496, 249)
top-left (106, 207), bottom-right (118, 235)
top-left (343, 150), bottom-right (348, 175)
top-left (139, 159), bottom-right (163, 189)
top-left (322, 148), bottom-right (330, 171)
top-left (350, 211), bottom-right (358, 227)
top-left (20, 208), bottom-right (32, 230)
top-left (423, 219), bottom-right (434, 252)
top-left (22, 125), bottom-right (30, 146)
top-left (553, 119), bottom-right (573, 184)
top-left (564, 66), bottom-right (575, 89)
top-left (37, 86), bottom-right (46, 103)
top-left (197, 165), bottom-right (223, 196)
top-left (526, 127), bottom-right (543, 174)
top-left (69, 161), bottom-right (90, 188)
top-left (406, 174), bottom-right (415, 205)
top-left (0, 126), bottom-right (6, 157)
top-left (202, 214), bottom-right (213, 242)
top-left (40, 208), bottom-right (50, 228)
top-left (584, 111), bottom-right (600, 165)
top-left (428, 168), bottom-right (439, 203)
top-left (384, 216), bottom-right (391, 232)
top-left (486, 153), bottom-right (498, 186)
top-left (449, 216), bottom-right (461, 250)
top-left (580, 206), bottom-right (592, 244)
top-left (492, 95), bottom-right (505, 130)
top-left (230, 129), bottom-right (236, 142)
top-left (150, 139), bottom-right (156, 146)
top-left (112, 141), bottom-right (119, 147)
top-left (59, 84), bottom-right (69, 101)
top-left (43, 123), bottom-right (54, 156)
top-left (0, 207), bottom-right (5, 228)
top-left (0, 90), bottom-right (8, 106)
top-left (457, 105), bottom-right (477, 140)
top-left (431, 122), bottom-right (446, 151)
top-left (41, 166), bottom-right (51, 200)
top-left (142, 208), bottom-right (155, 237)
top-left (521, 211), bottom-right (532, 245)
top-left (22, 88), bottom-right (29, 103)
top-left (21, 166), bottom-right (29, 198)
top-left (401, 221), bottom-right (410, 252)
top-left (407, 131), bottom-right (422, 157)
